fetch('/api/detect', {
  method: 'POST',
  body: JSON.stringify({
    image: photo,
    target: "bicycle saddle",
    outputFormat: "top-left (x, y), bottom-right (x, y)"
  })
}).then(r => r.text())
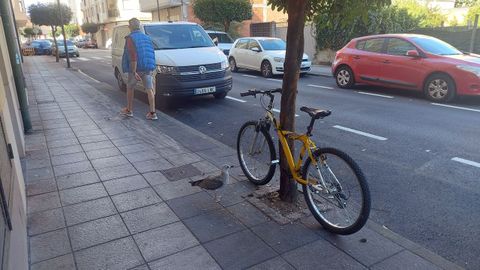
top-left (300, 106), bottom-right (331, 119)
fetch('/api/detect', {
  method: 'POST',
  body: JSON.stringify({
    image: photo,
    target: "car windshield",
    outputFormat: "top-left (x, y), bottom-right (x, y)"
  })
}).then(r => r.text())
top-left (259, 39), bottom-right (286, 50)
top-left (57, 40), bottom-right (74, 46)
top-left (207, 33), bottom-right (234, 43)
top-left (411, 36), bottom-right (462, 55)
top-left (144, 24), bottom-right (214, 50)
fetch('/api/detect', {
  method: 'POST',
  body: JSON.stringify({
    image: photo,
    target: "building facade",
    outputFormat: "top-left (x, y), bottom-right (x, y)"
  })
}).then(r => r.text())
top-left (81, 0), bottom-right (151, 48)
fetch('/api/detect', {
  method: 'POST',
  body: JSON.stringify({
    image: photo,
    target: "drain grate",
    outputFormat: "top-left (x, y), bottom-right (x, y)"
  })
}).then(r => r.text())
top-left (161, 164), bottom-right (202, 181)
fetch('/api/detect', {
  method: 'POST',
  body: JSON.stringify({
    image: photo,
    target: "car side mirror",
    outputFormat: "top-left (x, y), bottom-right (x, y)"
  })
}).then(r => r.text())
top-left (251, 47), bottom-right (261, 52)
top-left (406, 50), bottom-right (420, 57)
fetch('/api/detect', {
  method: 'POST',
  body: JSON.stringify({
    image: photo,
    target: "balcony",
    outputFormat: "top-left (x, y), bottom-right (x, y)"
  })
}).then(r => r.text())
top-left (139, 0), bottom-right (187, 12)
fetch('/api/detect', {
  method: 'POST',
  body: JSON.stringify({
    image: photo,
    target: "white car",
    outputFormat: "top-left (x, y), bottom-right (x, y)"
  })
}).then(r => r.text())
top-left (206, 30), bottom-right (234, 56)
top-left (228, 37), bottom-right (311, 78)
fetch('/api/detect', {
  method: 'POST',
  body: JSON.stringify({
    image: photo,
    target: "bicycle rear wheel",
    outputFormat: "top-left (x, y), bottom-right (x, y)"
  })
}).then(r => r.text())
top-left (237, 121), bottom-right (276, 185)
top-left (302, 147), bottom-right (370, 235)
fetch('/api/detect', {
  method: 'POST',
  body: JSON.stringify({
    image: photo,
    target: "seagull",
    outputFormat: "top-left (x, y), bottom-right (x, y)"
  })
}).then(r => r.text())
top-left (190, 165), bottom-right (233, 202)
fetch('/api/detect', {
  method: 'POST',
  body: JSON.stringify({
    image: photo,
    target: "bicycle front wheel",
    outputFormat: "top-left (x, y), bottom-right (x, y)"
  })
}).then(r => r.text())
top-left (302, 147), bottom-right (370, 235)
top-left (237, 121), bottom-right (276, 185)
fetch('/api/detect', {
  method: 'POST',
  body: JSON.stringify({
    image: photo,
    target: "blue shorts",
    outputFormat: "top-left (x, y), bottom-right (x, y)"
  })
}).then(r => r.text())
top-left (127, 71), bottom-right (154, 90)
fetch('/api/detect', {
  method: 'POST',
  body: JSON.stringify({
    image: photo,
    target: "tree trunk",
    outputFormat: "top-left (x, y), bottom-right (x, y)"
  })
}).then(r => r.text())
top-left (51, 25), bottom-right (59, 63)
top-left (223, 20), bottom-right (230, 33)
top-left (278, 0), bottom-right (307, 203)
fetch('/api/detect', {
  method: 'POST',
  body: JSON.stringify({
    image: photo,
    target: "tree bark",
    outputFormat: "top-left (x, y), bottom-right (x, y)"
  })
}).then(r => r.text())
top-left (51, 25), bottom-right (59, 63)
top-left (223, 20), bottom-right (230, 33)
top-left (278, 0), bottom-right (307, 202)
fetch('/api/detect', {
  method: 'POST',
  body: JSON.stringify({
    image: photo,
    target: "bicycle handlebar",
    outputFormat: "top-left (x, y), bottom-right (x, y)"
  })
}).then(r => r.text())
top-left (240, 88), bottom-right (282, 97)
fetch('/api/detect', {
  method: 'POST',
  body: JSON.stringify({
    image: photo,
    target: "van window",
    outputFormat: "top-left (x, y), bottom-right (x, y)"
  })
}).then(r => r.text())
top-left (144, 24), bottom-right (214, 50)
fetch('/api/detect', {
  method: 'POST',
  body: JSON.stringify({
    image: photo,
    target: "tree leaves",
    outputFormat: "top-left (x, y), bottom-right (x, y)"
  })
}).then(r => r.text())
top-left (28, 3), bottom-right (72, 27)
top-left (193, 0), bottom-right (252, 32)
top-left (81, 23), bottom-right (99, 34)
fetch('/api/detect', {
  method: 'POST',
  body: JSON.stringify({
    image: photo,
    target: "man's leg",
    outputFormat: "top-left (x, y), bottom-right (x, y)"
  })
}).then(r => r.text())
top-left (121, 73), bottom-right (135, 116)
top-left (144, 73), bottom-right (157, 120)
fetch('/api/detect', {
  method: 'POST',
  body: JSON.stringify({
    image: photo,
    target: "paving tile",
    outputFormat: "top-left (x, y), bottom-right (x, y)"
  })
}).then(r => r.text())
top-left (27, 192), bottom-right (61, 214)
top-left (166, 191), bottom-right (222, 219)
top-left (47, 138), bottom-right (79, 148)
top-left (63, 197), bottom-right (117, 226)
top-left (54, 161), bottom-right (93, 177)
top-left (26, 149), bottom-right (51, 160)
top-left (103, 174), bottom-right (150, 196)
top-left (247, 256), bottom-right (295, 270)
top-left (121, 203), bottom-right (179, 234)
top-left (77, 134), bottom-right (109, 144)
top-left (30, 254), bottom-right (76, 270)
top-left (165, 152), bottom-right (202, 167)
top-left (68, 215), bottom-right (129, 251)
top-left (56, 170), bottom-right (100, 190)
top-left (29, 229), bottom-right (71, 263)
top-left (82, 140), bottom-right (115, 152)
top-left (191, 160), bottom-right (219, 174)
top-left (125, 151), bottom-right (162, 163)
top-left (85, 147), bottom-right (121, 160)
top-left (204, 230), bottom-right (277, 270)
top-left (118, 143), bottom-right (153, 154)
top-left (28, 208), bottom-right (65, 236)
top-left (133, 222), bottom-right (199, 262)
top-left (130, 265), bottom-right (149, 270)
top-left (49, 144), bottom-right (83, 156)
top-left (91, 155), bottom-right (130, 170)
top-left (111, 137), bottom-right (142, 147)
top-left (283, 239), bottom-right (367, 269)
top-left (370, 250), bottom-right (440, 270)
top-left (74, 128), bottom-right (103, 138)
top-left (59, 183), bottom-right (108, 206)
top-left (183, 209), bottom-right (245, 243)
top-left (111, 188), bottom-right (162, 212)
top-left (96, 163), bottom-right (139, 181)
top-left (26, 167), bottom-right (54, 182)
top-left (132, 158), bottom-right (174, 173)
top-left (316, 226), bottom-right (404, 267)
top-left (43, 121), bottom-right (69, 130)
top-left (226, 202), bottom-right (271, 227)
top-left (51, 152), bottom-right (87, 166)
top-left (142, 171), bottom-right (169, 186)
top-left (45, 132), bottom-right (76, 142)
top-left (149, 245), bottom-right (221, 270)
top-left (204, 181), bottom-right (254, 207)
top-left (26, 178), bottom-right (57, 196)
top-left (26, 158), bottom-right (51, 170)
top-left (152, 179), bottom-right (202, 201)
top-left (74, 237), bottom-right (144, 270)
top-left (251, 221), bottom-right (320, 254)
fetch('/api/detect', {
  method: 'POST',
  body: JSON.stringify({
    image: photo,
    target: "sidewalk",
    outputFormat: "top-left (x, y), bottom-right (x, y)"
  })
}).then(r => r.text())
top-left (23, 56), bottom-right (462, 270)
top-left (309, 64), bottom-right (333, 77)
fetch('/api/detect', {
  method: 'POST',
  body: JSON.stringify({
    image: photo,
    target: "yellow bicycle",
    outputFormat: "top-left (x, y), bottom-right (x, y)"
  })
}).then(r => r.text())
top-left (237, 88), bottom-right (370, 235)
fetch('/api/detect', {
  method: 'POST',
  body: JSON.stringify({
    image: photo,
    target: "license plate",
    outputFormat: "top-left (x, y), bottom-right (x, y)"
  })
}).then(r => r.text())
top-left (194, 86), bottom-right (216, 95)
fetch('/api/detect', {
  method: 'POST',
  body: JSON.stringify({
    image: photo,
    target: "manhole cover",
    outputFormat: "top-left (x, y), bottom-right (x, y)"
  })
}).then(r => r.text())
top-left (161, 164), bottom-right (202, 181)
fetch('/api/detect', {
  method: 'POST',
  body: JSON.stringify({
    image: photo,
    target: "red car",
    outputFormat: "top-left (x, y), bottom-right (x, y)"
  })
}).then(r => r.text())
top-left (332, 34), bottom-right (480, 102)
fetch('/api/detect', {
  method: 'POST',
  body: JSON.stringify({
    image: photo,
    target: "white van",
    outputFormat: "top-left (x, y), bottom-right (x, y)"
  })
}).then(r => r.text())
top-left (112, 22), bottom-right (232, 100)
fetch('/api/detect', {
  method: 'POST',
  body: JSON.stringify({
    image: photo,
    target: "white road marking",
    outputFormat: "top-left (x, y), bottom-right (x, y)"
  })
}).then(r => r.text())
top-left (357, 91), bottom-right (394, 99)
top-left (333, 125), bottom-right (388, 141)
top-left (431, 103), bottom-right (480, 113)
top-left (226, 96), bottom-right (246, 103)
top-left (77, 57), bottom-right (88, 61)
top-left (272, 108), bottom-right (299, 117)
top-left (77, 69), bottom-right (101, 83)
top-left (267, 78), bottom-right (282, 82)
top-left (242, 74), bottom-right (258, 78)
top-left (307, 84), bottom-right (333, 89)
top-left (91, 56), bottom-right (103, 60)
top-left (452, 157), bottom-right (480, 168)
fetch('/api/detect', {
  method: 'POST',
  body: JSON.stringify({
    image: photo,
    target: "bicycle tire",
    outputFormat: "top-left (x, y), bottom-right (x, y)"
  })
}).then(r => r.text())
top-left (302, 147), bottom-right (370, 235)
top-left (237, 121), bottom-right (276, 185)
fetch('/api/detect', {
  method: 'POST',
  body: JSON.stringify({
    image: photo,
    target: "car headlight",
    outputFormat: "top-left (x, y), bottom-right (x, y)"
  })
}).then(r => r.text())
top-left (221, 60), bottom-right (229, 69)
top-left (457, 65), bottom-right (480, 77)
top-left (157, 65), bottom-right (177, 74)
top-left (274, 57), bottom-right (285, 63)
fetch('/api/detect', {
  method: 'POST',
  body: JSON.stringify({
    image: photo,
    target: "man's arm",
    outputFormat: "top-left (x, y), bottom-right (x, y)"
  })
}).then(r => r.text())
top-left (126, 37), bottom-right (139, 78)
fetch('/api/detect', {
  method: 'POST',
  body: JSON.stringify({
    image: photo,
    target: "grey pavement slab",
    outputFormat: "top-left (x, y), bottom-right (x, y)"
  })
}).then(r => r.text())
top-left (117, 143), bottom-right (153, 154)
top-left (28, 208), bottom-right (65, 236)
top-left (205, 181), bottom-right (254, 207)
top-left (29, 228), bottom-right (71, 263)
top-left (152, 179), bottom-right (202, 201)
top-left (226, 202), bottom-right (271, 227)
top-left (81, 140), bottom-right (115, 152)
top-left (30, 253), bottom-right (76, 270)
top-left (142, 171), bottom-right (169, 186)
top-left (90, 155), bottom-right (130, 170)
top-left (25, 158), bottom-right (51, 170)
top-left (132, 158), bottom-right (174, 173)
top-left (121, 203), bottom-right (179, 234)
top-left (110, 137), bottom-right (142, 147)
top-left (282, 239), bottom-right (367, 269)
top-left (85, 147), bottom-right (121, 160)
top-left (45, 132), bottom-right (76, 143)
top-left (166, 191), bottom-right (222, 219)
top-left (49, 144), bottom-right (84, 157)
top-left (103, 174), bottom-right (150, 196)
top-left (149, 245), bottom-right (221, 270)
top-left (47, 138), bottom-right (79, 149)
top-left (247, 257), bottom-right (295, 270)
top-left (111, 187), bottom-right (162, 212)
top-left (74, 237), bottom-right (144, 270)
top-left (27, 191), bottom-right (61, 214)
top-left (59, 183), bottom-right (108, 206)
top-left (133, 222), bottom-right (199, 262)
top-left (124, 151), bottom-right (162, 163)
top-left (370, 250), bottom-right (441, 270)
top-left (251, 221), bottom-right (320, 254)
top-left (96, 163), bottom-right (139, 181)
top-left (26, 167), bottom-right (54, 182)
top-left (54, 160), bottom-right (93, 177)
top-left (184, 209), bottom-right (245, 243)
top-left (51, 152), bottom-right (88, 166)
top-left (56, 170), bottom-right (100, 190)
top-left (74, 128), bottom-right (104, 138)
top-left (204, 230), bottom-right (277, 270)
top-left (77, 134), bottom-right (109, 144)
top-left (68, 215), bottom-right (129, 251)
top-left (63, 197), bottom-right (117, 226)
top-left (191, 160), bottom-right (219, 174)
top-left (26, 178), bottom-right (57, 196)
top-left (164, 152), bottom-right (203, 167)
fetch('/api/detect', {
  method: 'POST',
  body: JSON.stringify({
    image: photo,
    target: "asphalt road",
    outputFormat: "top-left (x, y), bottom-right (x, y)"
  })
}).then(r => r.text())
top-left (61, 48), bottom-right (480, 269)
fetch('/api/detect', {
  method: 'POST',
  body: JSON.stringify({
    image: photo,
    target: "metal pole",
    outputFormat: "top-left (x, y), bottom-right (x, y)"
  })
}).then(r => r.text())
top-left (0, 0), bottom-right (32, 132)
top-left (57, 0), bottom-right (71, 68)
top-left (156, 0), bottom-right (161, 21)
top-left (470, 14), bottom-right (479, 53)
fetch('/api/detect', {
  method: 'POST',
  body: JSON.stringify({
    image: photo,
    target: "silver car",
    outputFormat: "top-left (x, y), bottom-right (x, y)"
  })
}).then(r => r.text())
top-left (53, 40), bottom-right (80, 57)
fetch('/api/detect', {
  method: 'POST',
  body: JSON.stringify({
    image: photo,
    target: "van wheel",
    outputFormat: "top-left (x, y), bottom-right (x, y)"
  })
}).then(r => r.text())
top-left (115, 69), bottom-right (126, 91)
top-left (229, 57), bottom-right (238, 72)
top-left (214, 92), bottom-right (227, 99)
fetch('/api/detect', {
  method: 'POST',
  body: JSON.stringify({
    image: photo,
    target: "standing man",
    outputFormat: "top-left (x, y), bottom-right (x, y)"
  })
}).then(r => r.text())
top-left (121, 18), bottom-right (158, 120)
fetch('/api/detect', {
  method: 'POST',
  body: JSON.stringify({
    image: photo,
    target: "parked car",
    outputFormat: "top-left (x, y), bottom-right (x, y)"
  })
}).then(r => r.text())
top-left (333, 34), bottom-right (480, 102)
top-left (84, 39), bottom-right (98, 48)
top-left (206, 30), bottom-right (234, 55)
top-left (111, 22), bottom-right (232, 102)
top-left (75, 39), bottom-right (87, 48)
top-left (228, 37), bottom-right (311, 78)
top-left (31, 40), bottom-right (52, 55)
top-left (53, 40), bottom-right (80, 57)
